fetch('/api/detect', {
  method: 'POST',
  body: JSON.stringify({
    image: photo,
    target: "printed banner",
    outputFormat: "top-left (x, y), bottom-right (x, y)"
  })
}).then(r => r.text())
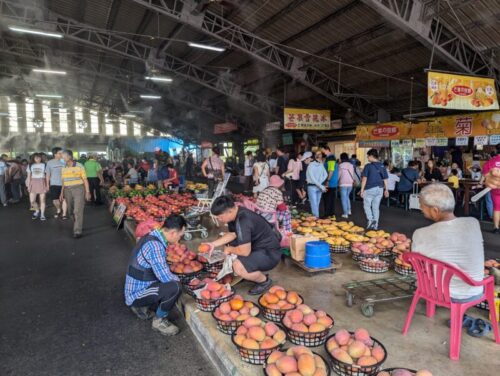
top-left (427, 71), bottom-right (498, 111)
top-left (356, 111), bottom-right (500, 141)
top-left (265, 121), bottom-right (281, 132)
top-left (358, 140), bottom-right (390, 148)
top-left (284, 108), bottom-right (331, 130)
top-left (214, 122), bottom-right (238, 134)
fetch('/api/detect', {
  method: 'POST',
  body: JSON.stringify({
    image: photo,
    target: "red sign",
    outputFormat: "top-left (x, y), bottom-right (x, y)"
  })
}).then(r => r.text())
top-left (371, 125), bottom-right (399, 138)
top-left (214, 122), bottom-right (237, 134)
top-left (452, 85), bottom-right (473, 96)
top-left (455, 117), bottom-right (472, 135)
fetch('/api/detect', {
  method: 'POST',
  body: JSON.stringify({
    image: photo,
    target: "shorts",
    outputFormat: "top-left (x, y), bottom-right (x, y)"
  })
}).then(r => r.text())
top-left (492, 189), bottom-right (500, 211)
top-left (237, 249), bottom-right (281, 273)
top-left (49, 185), bottom-right (62, 200)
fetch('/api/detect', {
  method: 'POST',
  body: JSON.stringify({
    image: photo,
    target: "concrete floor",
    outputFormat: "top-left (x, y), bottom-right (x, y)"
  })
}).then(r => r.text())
top-left (184, 199), bottom-right (499, 376)
top-left (0, 203), bottom-right (217, 376)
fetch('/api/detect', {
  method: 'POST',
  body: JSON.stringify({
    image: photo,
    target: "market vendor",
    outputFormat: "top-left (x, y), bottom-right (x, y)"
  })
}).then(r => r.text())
top-left (412, 183), bottom-right (484, 302)
top-left (124, 215), bottom-right (185, 336)
top-left (207, 195), bottom-right (281, 295)
top-left (483, 144), bottom-right (500, 233)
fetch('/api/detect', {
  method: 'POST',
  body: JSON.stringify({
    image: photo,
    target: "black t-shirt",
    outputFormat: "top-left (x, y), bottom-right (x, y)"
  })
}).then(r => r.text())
top-left (277, 156), bottom-right (287, 176)
top-left (228, 207), bottom-right (281, 252)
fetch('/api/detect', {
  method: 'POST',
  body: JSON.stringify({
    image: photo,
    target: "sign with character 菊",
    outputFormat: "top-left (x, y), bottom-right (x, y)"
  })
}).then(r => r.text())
top-left (284, 108), bottom-right (331, 130)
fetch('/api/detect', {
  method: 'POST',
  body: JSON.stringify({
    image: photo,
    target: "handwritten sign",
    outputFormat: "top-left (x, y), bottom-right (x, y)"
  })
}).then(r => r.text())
top-left (474, 135), bottom-right (489, 146)
top-left (414, 139), bottom-right (426, 148)
top-left (401, 139), bottom-right (413, 147)
top-left (436, 138), bottom-right (448, 146)
top-left (425, 138), bottom-right (437, 147)
top-left (391, 140), bottom-right (400, 147)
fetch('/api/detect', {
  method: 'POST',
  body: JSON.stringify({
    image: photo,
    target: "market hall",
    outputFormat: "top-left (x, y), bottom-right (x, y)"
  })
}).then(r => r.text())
top-left (0, 1), bottom-right (499, 376)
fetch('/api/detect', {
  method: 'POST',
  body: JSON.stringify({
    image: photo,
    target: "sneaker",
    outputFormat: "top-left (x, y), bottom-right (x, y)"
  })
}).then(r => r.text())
top-left (32, 212), bottom-right (39, 220)
top-left (341, 214), bottom-right (349, 219)
top-left (493, 228), bottom-right (500, 234)
top-left (73, 233), bottom-right (82, 239)
top-left (40, 215), bottom-right (46, 221)
top-left (366, 221), bottom-right (374, 230)
top-left (152, 317), bottom-right (179, 336)
top-left (131, 306), bottom-right (155, 320)
top-left (248, 276), bottom-right (273, 295)
top-left (372, 222), bottom-right (379, 230)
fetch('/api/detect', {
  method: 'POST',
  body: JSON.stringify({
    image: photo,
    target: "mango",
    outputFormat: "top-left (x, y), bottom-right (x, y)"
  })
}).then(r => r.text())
top-left (289, 309), bottom-right (304, 324)
top-left (267, 350), bottom-right (285, 364)
top-left (229, 311), bottom-right (239, 320)
top-left (297, 353), bottom-right (316, 376)
top-left (331, 348), bottom-right (353, 364)
top-left (269, 285), bottom-right (285, 294)
top-left (265, 364), bottom-right (281, 376)
top-left (260, 338), bottom-right (278, 349)
top-left (235, 325), bottom-right (247, 336)
top-left (200, 290), bottom-right (211, 300)
top-left (392, 370), bottom-right (413, 376)
top-left (273, 330), bottom-right (286, 343)
top-left (335, 329), bottom-right (351, 346)
top-left (283, 317), bottom-right (292, 328)
top-left (233, 334), bottom-right (246, 346)
top-left (275, 289), bottom-right (287, 300)
top-left (326, 338), bottom-right (339, 352)
top-left (265, 293), bottom-right (279, 304)
top-left (314, 354), bottom-right (326, 369)
top-left (297, 304), bottom-right (313, 315)
top-left (219, 302), bottom-right (231, 314)
top-left (265, 322), bottom-right (279, 337)
top-left (303, 313), bottom-right (317, 326)
top-left (291, 323), bottom-right (309, 332)
top-left (289, 346), bottom-right (313, 357)
top-left (415, 370), bottom-right (433, 376)
top-left (286, 291), bottom-right (300, 305)
top-left (315, 310), bottom-right (327, 318)
top-left (308, 323), bottom-right (326, 333)
top-left (363, 347), bottom-right (371, 357)
top-left (206, 281), bottom-right (221, 291)
top-left (276, 356), bottom-right (298, 374)
top-left (236, 314), bottom-right (250, 321)
top-left (371, 346), bottom-right (385, 362)
top-left (317, 316), bottom-right (333, 328)
top-left (242, 338), bottom-right (260, 350)
top-left (243, 317), bottom-right (262, 328)
top-left (354, 328), bottom-right (371, 342)
top-left (248, 326), bottom-right (266, 342)
top-left (218, 314), bottom-right (232, 321)
top-left (377, 372), bottom-right (391, 376)
top-left (312, 369), bottom-right (327, 376)
top-left (249, 307), bottom-right (260, 316)
top-left (357, 356), bottom-right (378, 367)
top-left (348, 340), bottom-right (367, 359)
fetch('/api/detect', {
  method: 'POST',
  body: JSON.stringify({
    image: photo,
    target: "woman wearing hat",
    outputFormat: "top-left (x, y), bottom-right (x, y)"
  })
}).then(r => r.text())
top-left (256, 175), bottom-right (292, 232)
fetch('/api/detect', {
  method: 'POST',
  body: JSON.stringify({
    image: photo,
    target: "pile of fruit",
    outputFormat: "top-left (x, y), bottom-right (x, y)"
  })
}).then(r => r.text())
top-left (365, 230), bottom-right (390, 239)
top-left (351, 241), bottom-right (381, 256)
top-left (282, 304), bottom-right (334, 334)
top-left (233, 317), bottom-right (286, 351)
top-left (167, 243), bottom-right (203, 274)
top-left (259, 286), bottom-right (303, 311)
top-left (377, 370), bottom-right (432, 376)
top-left (197, 280), bottom-right (233, 301)
top-left (326, 328), bottom-right (386, 369)
top-left (264, 346), bottom-right (328, 376)
top-left (110, 184), bottom-right (159, 198)
top-left (185, 181), bottom-right (208, 192)
top-left (359, 258), bottom-right (389, 273)
top-left (213, 295), bottom-right (260, 322)
top-left (391, 232), bottom-right (412, 255)
top-left (336, 221), bottom-right (364, 234)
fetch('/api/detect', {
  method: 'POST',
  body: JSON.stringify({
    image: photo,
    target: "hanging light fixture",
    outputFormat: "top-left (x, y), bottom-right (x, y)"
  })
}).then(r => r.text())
top-left (77, 119), bottom-right (88, 130)
top-left (33, 118), bottom-right (44, 129)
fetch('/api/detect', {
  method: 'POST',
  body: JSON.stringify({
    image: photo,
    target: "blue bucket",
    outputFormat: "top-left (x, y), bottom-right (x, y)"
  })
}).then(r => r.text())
top-left (304, 241), bottom-right (331, 269)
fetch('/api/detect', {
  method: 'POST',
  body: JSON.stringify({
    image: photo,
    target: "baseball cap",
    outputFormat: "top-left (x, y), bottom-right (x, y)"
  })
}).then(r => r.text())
top-left (300, 151), bottom-right (313, 161)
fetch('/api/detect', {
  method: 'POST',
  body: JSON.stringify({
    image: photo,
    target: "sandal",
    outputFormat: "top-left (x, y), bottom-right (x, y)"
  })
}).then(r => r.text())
top-left (62, 215), bottom-right (68, 220)
top-left (54, 212), bottom-right (61, 219)
top-left (467, 318), bottom-right (492, 338)
top-left (447, 314), bottom-right (474, 329)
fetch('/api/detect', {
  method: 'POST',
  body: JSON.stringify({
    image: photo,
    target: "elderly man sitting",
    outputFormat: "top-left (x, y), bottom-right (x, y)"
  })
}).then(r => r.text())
top-left (412, 183), bottom-right (485, 302)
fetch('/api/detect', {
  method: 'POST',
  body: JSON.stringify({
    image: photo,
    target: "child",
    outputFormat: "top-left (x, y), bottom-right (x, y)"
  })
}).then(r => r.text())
top-left (27, 153), bottom-right (48, 221)
top-left (448, 169), bottom-right (459, 189)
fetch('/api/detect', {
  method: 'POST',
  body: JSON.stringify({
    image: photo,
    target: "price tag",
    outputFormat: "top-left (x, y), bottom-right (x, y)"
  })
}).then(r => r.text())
top-left (455, 136), bottom-right (469, 146)
top-left (391, 140), bottom-right (400, 147)
top-left (401, 139), bottom-right (413, 147)
top-left (414, 139), bottom-right (426, 148)
top-left (425, 138), bottom-right (437, 147)
top-left (474, 135), bottom-right (489, 146)
top-left (113, 203), bottom-right (127, 229)
top-left (436, 138), bottom-right (448, 146)
top-left (489, 135), bottom-right (500, 145)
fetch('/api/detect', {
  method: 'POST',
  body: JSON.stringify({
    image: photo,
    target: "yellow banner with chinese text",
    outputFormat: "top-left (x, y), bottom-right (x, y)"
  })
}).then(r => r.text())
top-left (427, 71), bottom-right (498, 111)
top-left (284, 108), bottom-right (331, 130)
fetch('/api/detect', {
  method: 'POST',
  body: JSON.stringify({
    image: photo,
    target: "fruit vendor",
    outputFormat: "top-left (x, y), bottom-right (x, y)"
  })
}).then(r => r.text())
top-left (483, 144), bottom-right (500, 233)
top-left (208, 195), bottom-right (281, 295)
top-left (412, 183), bottom-right (484, 302)
top-left (124, 215), bottom-right (186, 336)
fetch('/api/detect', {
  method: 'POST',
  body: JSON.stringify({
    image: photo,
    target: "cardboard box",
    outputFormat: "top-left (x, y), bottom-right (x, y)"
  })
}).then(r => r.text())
top-left (290, 235), bottom-right (318, 262)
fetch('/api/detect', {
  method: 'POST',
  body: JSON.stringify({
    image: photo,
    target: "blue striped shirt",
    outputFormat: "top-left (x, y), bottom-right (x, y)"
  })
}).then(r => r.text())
top-left (124, 229), bottom-right (179, 306)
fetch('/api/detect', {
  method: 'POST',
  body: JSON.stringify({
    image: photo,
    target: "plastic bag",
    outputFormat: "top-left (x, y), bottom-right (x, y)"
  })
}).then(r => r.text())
top-left (216, 254), bottom-right (237, 281)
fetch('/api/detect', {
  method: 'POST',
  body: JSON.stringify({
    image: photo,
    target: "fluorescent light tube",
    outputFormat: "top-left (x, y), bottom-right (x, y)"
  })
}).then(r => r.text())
top-left (33, 69), bottom-right (67, 75)
top-left (35, 94), bottom-right (63, 98)
top-left (145, 76), bottom-right (173, 83)
top-left (8, 26), bottom-right (63, 39)
top-left (188, 42), bottom-right (225, 52)
top-left (140, 95), bottom-right (161, 99)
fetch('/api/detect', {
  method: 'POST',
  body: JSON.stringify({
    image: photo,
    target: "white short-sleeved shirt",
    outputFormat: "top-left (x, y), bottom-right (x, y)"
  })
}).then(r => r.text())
top-left (412, 217), bottom-right (484, 299)
top-left (29, 163), bottom-right (46, 179)
top-left (386, 171), bottom-right (400, 191)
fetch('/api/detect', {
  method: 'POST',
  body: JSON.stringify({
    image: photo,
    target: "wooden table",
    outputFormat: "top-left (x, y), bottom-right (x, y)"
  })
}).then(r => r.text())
top-left (460, 179), bottom-right (481, 216)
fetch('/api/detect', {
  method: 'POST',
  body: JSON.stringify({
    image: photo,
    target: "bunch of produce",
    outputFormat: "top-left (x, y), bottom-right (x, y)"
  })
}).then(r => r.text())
top-left (282, 304), bottom-right (333, 333)
top-left (185, 181), bottom-right (208, 191)
top-left (377, 370), bottom-right (432, 376)
top-left (326, 328), bottom-right (386, 367)
top-left (391, 232), bottom-right (412, 254)
top-left (326, 236), bottom-right (350, 247)
top-left (259, 286), bottom-right (303, 310)
top-left (343, 233), bottom-right (368, 242)
top-left (394, 254), bottom-right (413, 269)
top-left (167, 244), bottom-right (203, 274)
top-left (233, 317), bottom-right (286, 350)
top-left (188, 274), bottom-right (233, 291)
top-left (198, 280), bottom-right (232, 300)
top-left (365, 230), bottom-right (390, 239)
top-left (335, 221), bottom-right (364, 233)
top-left (359, 258), bottom-right (389, 272)
top-left (351, 241), bottom-right (381, 256)
top-left (368, 236), bottom-right (394, 250)
top-left (213, 295), bottom-right (260, 322)
top-left (265, 346), bottom-right (328, 376)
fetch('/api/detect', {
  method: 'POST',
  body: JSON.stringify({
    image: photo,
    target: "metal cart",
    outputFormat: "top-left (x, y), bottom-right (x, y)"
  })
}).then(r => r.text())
top-left (183, 208), bottom-right (209, 241)
top-left (342, 275), bottom-right (416, 317)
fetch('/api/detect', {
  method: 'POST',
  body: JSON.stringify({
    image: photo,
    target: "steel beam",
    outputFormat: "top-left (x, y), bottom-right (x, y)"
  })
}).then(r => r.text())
top-left (362, 0), bottom-right (499, 78)
top-left (0, 0), bottom-right (279, 119)
top-left (130, 0), bottom-right (380, 120)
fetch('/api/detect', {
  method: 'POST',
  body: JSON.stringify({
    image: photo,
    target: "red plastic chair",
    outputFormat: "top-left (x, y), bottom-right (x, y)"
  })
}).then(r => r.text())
top-left (402, 252), bottom-right (500, 360)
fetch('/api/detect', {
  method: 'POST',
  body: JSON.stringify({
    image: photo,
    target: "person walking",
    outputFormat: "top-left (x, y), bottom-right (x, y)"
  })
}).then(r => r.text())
top-left (244, 151), bottom-right (254, 194)
top-left (338, 153), bottom-right (355, 218)
top-left (252, 153), bottom-right (270, 198)
top-left (306, 151), bottom-right (327, 218)
top-left (185, 153), bottom-right (194, 180)
top-left (201, 147), bottom-right (225, 198)
top-left (360, 149), bottom-right (389, 230)
top-left (283, 152), bottom-right (302, 204)
top-left (321, 145), bottom-right (338, 217)
top-left (46, 147), bottom-right (67, 219)
top-left (0, 154), bottom-right (9, 207)
top-left (26, 153), bottom-right (49, 221)
top-left (84, 154), bottom-right (104, 205)
top-left (8, 158), bottom-right (23, 204)
top-left (61, 150), bottom-right (91, 238)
